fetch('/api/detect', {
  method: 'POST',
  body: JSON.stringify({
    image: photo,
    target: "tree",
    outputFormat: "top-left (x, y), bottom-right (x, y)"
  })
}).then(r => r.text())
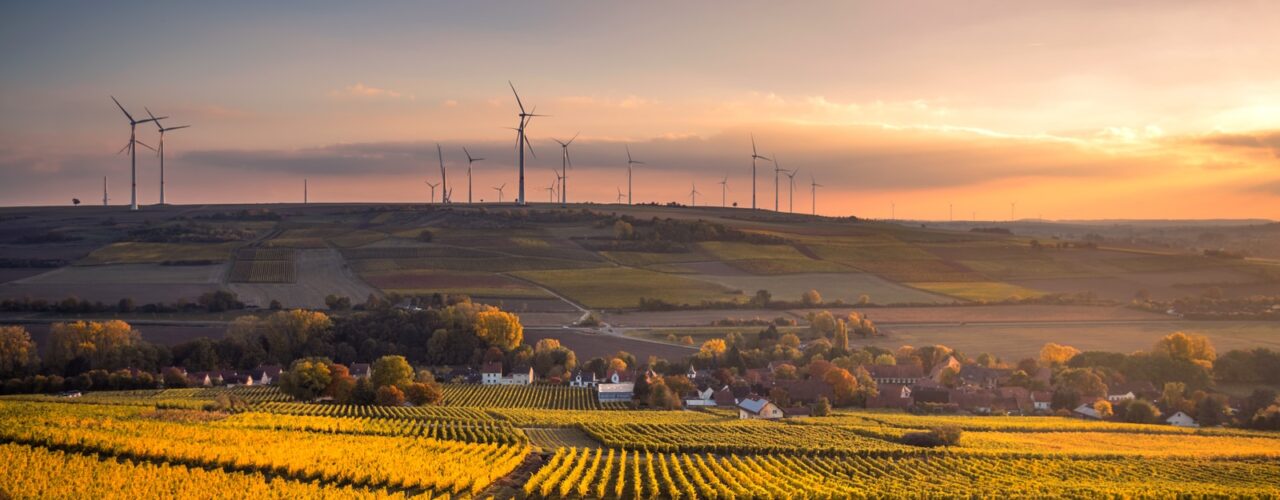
top-left (810, 311), bottom-right (837, 337)
top-left (1196, 394), bottom-right (1229, 427)
top-left (1160, 382), bottom-right (1188, 413)
top-left (474, 310), bottom-right (523, 350)
top-left (873, 354), bottom-right (896, 366)
top-left (1039, 343), bottom-right (1080, 366)
top-left (46, 320), bottom-right (142, 374)
top-left (646, 379), bottom-right (681, 409)
top-left (325, 294), bottom-right (352, 311)
top-left (1122, 399), bottom-right (1161, 424)
top-left (403, 381), bottom-right (444, 405)
top-left (371, 355), bottom-right (414, 389)
top-left (801, 289), bottom-right (822, 307)
top-left (608, 357), bottom-right (628, 373)
top-left (811, 396), bottom-right (832, 417)
top-left (1154, 332), bottom-right (1216, 367)
top-left (769, 386), bottom-right (792, 408)
top-left (699, 339), bottom-right (726, 359)
top-left (351, 377), bottom-right (377, 405)
top-left (613, 220), bottom-right (635, 240)
top-left (258, 310), bottom-right (332, 365)
top-left (1092, 399), bottom-right (1114, 419)
top-left (325, 364), bottom-right (356, 402)
top-left (375, 385), bottom-right (406, 406)
top-left (773, 363), bottom-right (798, 380)
top-left (823, 367), bottom-right (859, 406)
top-left (0, 325), bottom-right (38, 378)
top-left (752, 289), bottom-right (772, 307)
top-left (1056, 368), bottom-right (1108, 399)
top-left (280, 357), bottom-right (333, 401)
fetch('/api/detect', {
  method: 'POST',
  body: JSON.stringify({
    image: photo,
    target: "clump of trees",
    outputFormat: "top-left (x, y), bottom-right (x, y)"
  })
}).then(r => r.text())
top-left (0, 290), bottom-right (245, 314)
top-left (901, 426), bottom-right (963, 447)
top-left (280, 354), bottom-right (443, 406)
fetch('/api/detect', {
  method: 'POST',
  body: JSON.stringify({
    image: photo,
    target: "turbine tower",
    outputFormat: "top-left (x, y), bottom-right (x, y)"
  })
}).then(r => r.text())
top-left (545, 180), bottom-right (557, 203)
top-left (772, 154), bottom-right (783, 212)
top-left (625, 145), bottom-right (644, 205)
top-left (493, 183), bottom-right (507, 204)
top-left (553, 132), bottom-right (578, 207)
top-left (436, 143), bottom-right (449, 203)
top-left (102, 176), bottom-right (109, 206)
top-left (690, 182), bottom-right (701, 207)
top-left (145, 108), bottom-right (188, 206)
top-left (425, 181), bottom-right (439, 203)
top-left (304, 178), bottom-right (308, 204)
top-left (509, 82), bottom-right (544, 205)
top-left (784, 168), bottom-right (799, 213)
top-left (809, 175), bottom-right (822, 216)
top-left (463, 147), bottom-right (483, 204)
top-left (110, 96), bottom-right (165, 211)
top-left (1010, 201), bottom-right (1017, 221)
top-left (717, 174), bottom-right (728, 207)
top-left (749, 134), bottom-right (770, 210)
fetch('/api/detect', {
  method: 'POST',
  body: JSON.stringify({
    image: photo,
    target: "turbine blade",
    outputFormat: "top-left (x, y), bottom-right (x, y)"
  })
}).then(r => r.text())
top-left (165, 125), bottom-right (191, 131)
top-left (145, 107), bottom-right (163, 130)
top-left (567, 131), bottom-right (579, 145)
top-left (134, 140), bottom-right (157, 152)
top-left (111, 96), bottom-right (134, 122)
top-left (509, 81), bottom-right (526, 113)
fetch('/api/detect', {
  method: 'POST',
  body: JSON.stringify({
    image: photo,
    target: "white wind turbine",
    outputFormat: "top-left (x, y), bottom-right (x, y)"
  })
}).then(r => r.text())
top-left (545, 178), bottom-right (557, 203)
top-left (717, 174), bottom-right (728, 207)
top-left (690, 182), bottom-right (701, 207)
top-left (784, 168), bottom-right (799, 213)
top-left (111, 96), bottom-right (165, 210)
top-left (493, 183), bottom-right (507, 203)
top-left (625, 145), bottom-right (644, 205)
top-left (436, 143), bottom-right (449, 203)
top-left (145, 108), bottom-right (188, 206)
top-left (425, 181), bottom-right (440, 203)
top-left (509, 82), bottom-right (545, 205)
top-left (810, 175), bottom-right (822, 216)
top-left (749, 134), bottom-right (770, 210)
top-left (102, 176), bottom-right (109, 206)
top-left (552, 132), bottom-right (578, 207)
top-left (615, 186), bottom-right (625, 204)
top-left (463, 147), bottom-right (483, 204)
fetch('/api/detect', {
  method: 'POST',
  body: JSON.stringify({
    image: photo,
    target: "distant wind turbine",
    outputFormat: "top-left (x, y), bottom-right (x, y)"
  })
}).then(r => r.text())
top-left (493, 183), bottom-right (507, 203)
top-left (110, 96), bottom-right (165, 211)
top-left (509, 82), bottom-right (545, 205)
top-left (749, 134), bottom-right (770, 210)
top-left (102, 176), bottom-right (109, 206)
top-left (1010, 201), bottom-right (1017, 221)
top-left (810, 175), bottom-right (822, 216)
top-left (545, 179), bottom-right (557, 203)
top-left (463, 147), bottom-right (483, 204)
top-left (772, 154), bottom-right (784, 212)
top-left (553, 132), bottom-right (578, 206)
top-left (625, 145), bottom-right (644, 205)
top-left (425, 181), bottom-right (440, 203)
top-left (145, 108), bottom-right (188, 206)
top-left (616, 186), bottom-right (625, 204)
top-left (437, 143), bottom-right (449, 203)
top-left (304, 178), bottom-right (308, 204)
top-left (784, 168), bottom-right (799, 213)
top-left (690, 182), bottom-right (701, 207)
top-left (718, 174), bottom-right (728, 208)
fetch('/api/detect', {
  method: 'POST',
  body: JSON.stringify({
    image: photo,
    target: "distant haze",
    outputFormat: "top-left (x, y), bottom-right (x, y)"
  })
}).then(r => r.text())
top-left (2, 1), bottom-right (1280, 219)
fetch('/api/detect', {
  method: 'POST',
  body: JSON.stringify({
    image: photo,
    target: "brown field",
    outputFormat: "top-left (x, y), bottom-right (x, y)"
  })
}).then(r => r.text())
top-left (361, 270), bottom-right (552, 299)
top-left (21, 321), bottom-right (229, 351)
top-left (686, 271), bottom-right (954, 305)
top-left (80, 242), bottom-right (240, 265)
top-left (1012, 267), bottom-right (1274, 301)
top-left (228, 249), bottom-right (379, 308)
top-left (816, 304), bottom-right (1174, 324)
top-left (523, 328), bottom-right (695, 361)
top-left (605, 308), bottom-right (791, 328)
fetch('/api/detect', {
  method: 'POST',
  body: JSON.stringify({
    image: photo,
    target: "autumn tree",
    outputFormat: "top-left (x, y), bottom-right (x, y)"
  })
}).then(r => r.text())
top-left (256, 310), bottom-right (333, 364)
top-left (1154, 332), bottom-right (1216, 367)
top-left (699, 339), bottom-right (726, 359)
top-left (325, 363), bottom-right (356, 402)
top-left (46, 320), bottom-right (142, 373)
top-left (403, 381), bottom-right (444, 405)
top-left (1039, 343), bottom-right (1081, 366)
top-left (474, 309), bottom-right (523, 351)
top-left (1122, 399), bottom-right (1162, 424)
top-left (801, 289), bottom-right (823, 307)
top-left (1093, 399), bottom-right (1114, 418)
top-left (874, 354), bottom-right (897, 366)
top-left (372, 355), bottom-right (414, 389)
top-left (280, 357), bottom-right (334, 401)
top-left (811, 396), bottom-right (832, 417)
top-left (823, 367), bottom-right (859, 406)
top-left (375, 385), bottom-right (406, 406)
top-left (0, 325), bottom-right (38, 378)
top-left (533, 338), bottom-right (577, 379)
top-left (646, 379), bottom-right (681, 409)
top-left (810, 311), bottom-right (837, 337)
top-left (773, 363), bottom-right (798, 380)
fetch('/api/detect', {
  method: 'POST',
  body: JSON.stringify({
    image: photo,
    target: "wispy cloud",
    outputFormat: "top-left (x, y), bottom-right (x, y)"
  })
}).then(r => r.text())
top-left (329, 83), bottom-right (412, 100)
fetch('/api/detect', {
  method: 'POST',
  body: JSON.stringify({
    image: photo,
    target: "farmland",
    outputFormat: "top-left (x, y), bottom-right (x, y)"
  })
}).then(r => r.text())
top-left (513, 267), bottom-right (740, 309)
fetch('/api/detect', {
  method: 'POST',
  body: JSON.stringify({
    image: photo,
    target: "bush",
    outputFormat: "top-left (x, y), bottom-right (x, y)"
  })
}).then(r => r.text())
top-left (376, 385), bottom-right (406, 406)
top-left (901, 426), bottom-right (962, 448)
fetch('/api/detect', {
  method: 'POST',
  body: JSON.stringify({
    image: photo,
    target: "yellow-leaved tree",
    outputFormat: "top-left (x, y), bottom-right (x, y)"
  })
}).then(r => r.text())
top-left (474, 310), bottom-right (523, 351)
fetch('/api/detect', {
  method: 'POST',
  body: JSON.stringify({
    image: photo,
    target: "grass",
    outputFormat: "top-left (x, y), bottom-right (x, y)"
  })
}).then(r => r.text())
top-left (599, 251), bottom-right (709, 267)
top-left (697, 241), bottom-right (811, 261)
top-left (512, 267), bottom-right (739, 309)
top-left (80, 242), bottom-right (240, 265)
top-left (846, 259), bottom-right (985, 282)
top-left (907, 281), bottom-right (1045, 302)
top-left (686, 272), bottom-right (954, 304)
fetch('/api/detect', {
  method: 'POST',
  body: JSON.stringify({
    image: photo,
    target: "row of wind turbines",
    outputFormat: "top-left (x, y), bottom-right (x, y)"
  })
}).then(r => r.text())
top-left (423, 82), bottom-right (826, 214)
top-left (109, 96), bottom-right (188, 210)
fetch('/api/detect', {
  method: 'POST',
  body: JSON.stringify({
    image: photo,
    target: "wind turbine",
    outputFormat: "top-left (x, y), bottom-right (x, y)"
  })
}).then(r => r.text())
top-left (1010, 201), bottom-right (1017, 221)
top-left (749, 134), bottom-right (770, 210)
top-left (463, 147), bottom-right (483, 204)
top-left (425, 181), bottom-right (440, 203)
top-left (772, 154), bottom-right (785, 212)
top-left (717, 174), bottom-right (728, 208)
top-left (625, 145), bottom-right (644, 205)
top-left (553, 132), bottom-right (578, 207)
top-left (545, 179), bottom-right (557, 203)
top-left (690, 182), bottom-right (701, 207)
top-left (436, 143), bottom-right (449, 203)
top-left (110, 96), bottom-right (165, 211)
top-left (493, 183), bottom-right (507, 204)
top-left (784, 168), bottom-right (799, 213)
top-left (102, 176), bottom-right (109, 206)
top-left (809, 175), bottom-right (822, 216)
top-left (509, 82), bottom-right (545, 205)
top-left (616, 186), bottom-right (625, 204)
top-left (304, 178), bottom-right (308, 204)
top-left (144, 108), bottom-right (188, 206)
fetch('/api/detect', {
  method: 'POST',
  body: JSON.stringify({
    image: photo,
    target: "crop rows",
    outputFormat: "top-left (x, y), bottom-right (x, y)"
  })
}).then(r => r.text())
top-left (525, 447), bottom-right (1280, 498)
top-left (221, 412), bottom-right (525, 445)
top-left (256, 401), bottom-right (494, 421)
top-left (441, 384), bottom-right (630, 410)
top-left (0, 401), bottom-right (527, 494)
top-left (0, 442), bottom-right (420, 499)
top-left (229, 247), bottom-right (296, 283)
top-left (580, 420), bottom-right (912, 455)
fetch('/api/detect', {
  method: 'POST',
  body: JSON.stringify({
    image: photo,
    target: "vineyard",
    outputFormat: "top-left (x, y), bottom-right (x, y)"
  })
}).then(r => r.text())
top-left (229, 247), bottom-right (297, 283)
top-left (440, 384), bottom-right (631, 410)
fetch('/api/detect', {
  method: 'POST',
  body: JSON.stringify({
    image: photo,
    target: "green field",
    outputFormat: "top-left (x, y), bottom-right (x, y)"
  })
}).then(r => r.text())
top-left (908, 281), bottom-right (1044, 302)
top-left (80, 242), bottom-right (240, 265)
top-left (513, 267), bottom-right (740, 309)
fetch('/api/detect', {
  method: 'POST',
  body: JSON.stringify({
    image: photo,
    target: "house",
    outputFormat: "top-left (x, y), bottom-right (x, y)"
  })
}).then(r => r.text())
top-left (1031, 391), bottom-right (1053, 412)
top-left (1107, 381), bottom-right (1157, 403)
top-left (953, 391), bottom-right (998, 414)
top-left (684, 385), bottom-right (717, 407)
top-left (910, 384), bottom-right (952, 405)
top-left (1166, 411), bottom-right (1199, 428)
top-left (868, 383), bottom-right (914, 409)
top-left (251, 365), bottom-right (282, 385)
top-left (738, 397), bottom-right (784, 420)
top-left (772, 379), bottom-right (835, 404)
top-left (188, 372), bottom-right (213, 387)
top-left (481, 362), bottom-right (534, 386)
top-left (1073, 402), bottom-right (1103, 420)
top-left (781, 406), bottom-right (811, 418)
top-left (569, 369), bottom-right (598, 388)
top-left (957, 366), bottom-right (1011, 390)
top-left (866, 364), bottom-right (924, 385)
top-left (349, 363), bottom-right (372, 379)
top-left (713, 386), bottom-right (738, 407)
top-left (598, 370), bottom-right (635, 402)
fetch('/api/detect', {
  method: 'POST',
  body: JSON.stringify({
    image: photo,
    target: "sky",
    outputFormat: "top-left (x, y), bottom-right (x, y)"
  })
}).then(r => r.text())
top-left (2, 1), bottom-right (1280, 219)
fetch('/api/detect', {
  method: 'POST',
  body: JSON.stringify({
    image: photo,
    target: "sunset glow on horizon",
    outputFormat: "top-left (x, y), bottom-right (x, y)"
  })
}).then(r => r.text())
top-left (3, 1), bottom-right (1280, 219)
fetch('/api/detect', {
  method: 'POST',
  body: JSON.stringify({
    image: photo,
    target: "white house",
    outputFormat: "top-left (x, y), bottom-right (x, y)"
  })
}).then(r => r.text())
top-left (684, 386), bottom-right (717, 407)
top-left (597, 370), bottom-right (635, 402)
top-left (1073, 403), bottom-right (1102, 420)
top-left (1166, 411), bottom-right (1200, 428)
top-left (1031, 391), bottom-right (1052, 412)
top-left (569, 370), bottom-right (597, 388)
top-left (481, 362), bottom-right (533, 386)
top-left (738, 397), bottom-right (784, 420)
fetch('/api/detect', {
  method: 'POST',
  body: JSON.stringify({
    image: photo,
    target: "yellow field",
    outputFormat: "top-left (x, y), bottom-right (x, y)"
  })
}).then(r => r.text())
top-left (512, 267), bottom-right (739, 308)
top-left (908, 280), bottom-right (1045, 302)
